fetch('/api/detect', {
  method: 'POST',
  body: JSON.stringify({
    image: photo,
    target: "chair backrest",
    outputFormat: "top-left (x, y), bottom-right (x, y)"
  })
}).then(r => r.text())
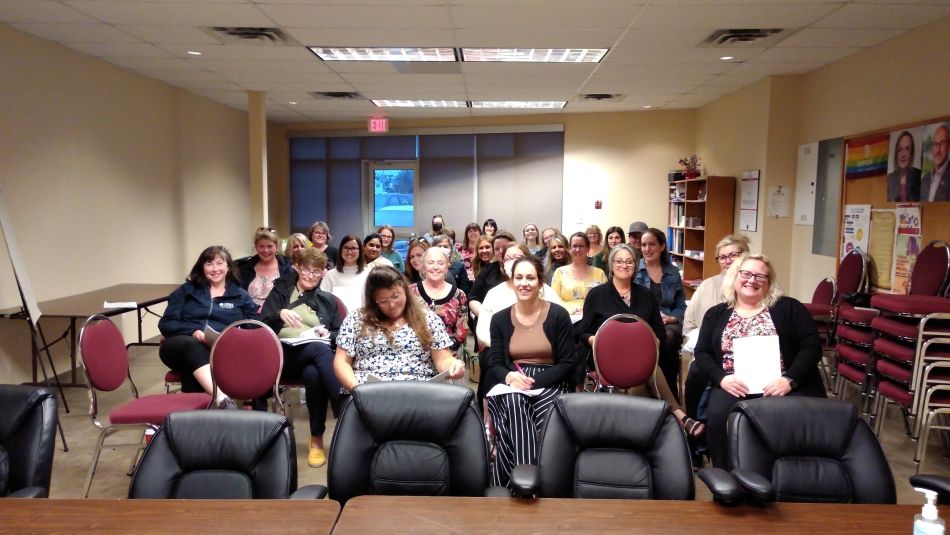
top-left (909, 240), bottom-right (950, 296)
top-left (129, 410), bottom-right (297, 499)
top-left (836, 249), bottom-right (866, 302)
top-left (592, 314), bottom-right (658, 389)
top-left (534, 393), bottom-right (693, 499)
top-left (210, 319), bottom-right (283, 401)
top-left (0, 385), bottom-right (57, 497)
top-left (79, 315), bottom-right (130, 392)
top-left (811, 277), bottom-right (835, 306)
top-left (327, 381), bottom-right (488, 504)
top-left (726, 397), bottom-right (895, 504)
top-left (332, 294), bottom-right (348, 319)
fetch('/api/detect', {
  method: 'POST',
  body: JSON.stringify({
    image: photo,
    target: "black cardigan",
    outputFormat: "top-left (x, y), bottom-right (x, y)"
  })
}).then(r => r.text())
top-left (574, 282), bottom-right (665, 349)
top-left (236, 254), bottom-right (294, 290)
top-left (468, 262), bottom-right (505, 305)
top-left (693, 297), bottom-right (825, 397)
top-left (487, 302), bottom-right (576, 389)
top-left (259, 271), bottom-right (344, 347)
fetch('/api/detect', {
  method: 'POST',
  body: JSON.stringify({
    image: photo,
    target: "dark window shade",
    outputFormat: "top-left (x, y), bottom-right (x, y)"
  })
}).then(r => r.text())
top-left (418, 134), bottom-right (476, 230)
top-left (327, 160), bottom-right (362, 241)
top-left (290, 160), bottom-right (327, 230)
top-left (361, 136), bottom-right (416, 160)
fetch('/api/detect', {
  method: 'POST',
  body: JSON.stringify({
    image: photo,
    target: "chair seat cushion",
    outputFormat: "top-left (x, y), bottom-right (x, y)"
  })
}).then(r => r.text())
top-left (837, 343), bottom-right (871, 367)
top-left (109, 393), bottom-right (210, 425)
top-left (836, 362), bottom-right (867, 384)
top-left (877, 379), bottom-right (913, 406)
top-left (804, 303), bottom-right (833, 318)
top-left (870, 295), bottom-right (950, 315)
top-left (872, 316), bottom-right (950, 341)
top-left (875, 358), bottom-right (912, 384)
top-left (164, 370), bottom-right (181, 383)
top-left (837, 324), bottom-right (873, 346)
top-left (873, 337), bottom-right (915, 363)
top-left (839, 306), bottom-right (878, 326)
top-left (173, 470), bottom-right (254, 499)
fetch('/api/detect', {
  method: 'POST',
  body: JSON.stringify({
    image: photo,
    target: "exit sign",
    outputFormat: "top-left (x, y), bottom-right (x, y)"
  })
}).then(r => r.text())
top-left (368, 116), bottom-right (389, 133)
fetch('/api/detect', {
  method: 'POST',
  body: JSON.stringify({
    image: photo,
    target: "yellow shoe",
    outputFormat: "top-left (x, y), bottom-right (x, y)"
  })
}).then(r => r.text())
top-left (308, 446), bottom-right (326, 468)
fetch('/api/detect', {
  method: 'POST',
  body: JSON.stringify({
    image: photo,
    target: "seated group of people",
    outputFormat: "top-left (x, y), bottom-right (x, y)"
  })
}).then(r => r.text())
top-left (157, 218), bottom-right (826, 489)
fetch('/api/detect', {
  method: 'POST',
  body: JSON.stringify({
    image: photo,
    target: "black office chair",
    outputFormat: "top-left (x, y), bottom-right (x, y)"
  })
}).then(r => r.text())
top-left (0, 385), bottom-right (58, 498)
top-left (510, 393), bottom-right (694, 500)
top-left (325, 381), bottom-right (490, 504)
top-left (911, 475), bottom-right (950, 505)
top-left (700, 397), bottom-right (896, 505)
top-left (128, 410), bottom-right (324, 499)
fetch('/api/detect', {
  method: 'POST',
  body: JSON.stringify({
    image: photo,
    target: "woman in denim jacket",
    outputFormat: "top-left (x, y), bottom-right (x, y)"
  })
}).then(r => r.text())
top-left (634, 227), bottom-right (687, 399)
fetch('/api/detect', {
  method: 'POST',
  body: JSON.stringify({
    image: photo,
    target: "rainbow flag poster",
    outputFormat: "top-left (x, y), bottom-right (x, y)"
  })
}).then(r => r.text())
top-left (845, 133), bottom-right (890, 179)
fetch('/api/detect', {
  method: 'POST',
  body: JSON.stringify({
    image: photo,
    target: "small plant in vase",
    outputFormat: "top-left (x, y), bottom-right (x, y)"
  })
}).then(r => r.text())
top-left (679, 154), bottom-right (701, 179)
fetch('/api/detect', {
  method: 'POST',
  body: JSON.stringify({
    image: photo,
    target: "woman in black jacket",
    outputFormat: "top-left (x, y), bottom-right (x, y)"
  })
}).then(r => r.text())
top-left (236, 227), bottom-right (293, 310)
top-left (694, 253), bottom-right (825, 468)
top-left (260, 247), bottom-right (343, 468)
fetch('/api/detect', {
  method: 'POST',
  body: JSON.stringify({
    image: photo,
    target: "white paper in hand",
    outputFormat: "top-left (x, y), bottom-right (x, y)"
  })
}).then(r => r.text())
top-left (732, 335), bottom-right (781, 394)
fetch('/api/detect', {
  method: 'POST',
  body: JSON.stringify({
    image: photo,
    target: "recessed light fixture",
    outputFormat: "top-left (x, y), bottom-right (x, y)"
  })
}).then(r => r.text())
top-left (719, 56), bottom-right (735, 61)
top-left (471, 101), bottom-right (566, 109)
top-left (462, 48), bottom-right (607, 63)
top-left (288, 101), bottom-right (297, 105)
top-left (372, 100), bottom-right (468, 108)
top-left (310, 47), bottom-right (456, 62)
top-left (643, 105), bottom-right (653, 109)
top-left (186, 50), bottom-right (202, 56)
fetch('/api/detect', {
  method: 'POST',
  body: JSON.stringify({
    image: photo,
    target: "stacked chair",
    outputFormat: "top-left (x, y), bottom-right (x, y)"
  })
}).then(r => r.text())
top-left (864, 240), bottom-right (950, 470)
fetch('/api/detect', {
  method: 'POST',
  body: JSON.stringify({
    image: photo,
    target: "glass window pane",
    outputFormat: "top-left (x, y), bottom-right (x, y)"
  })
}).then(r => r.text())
top-left (374, 168), bottom-right (415, 228)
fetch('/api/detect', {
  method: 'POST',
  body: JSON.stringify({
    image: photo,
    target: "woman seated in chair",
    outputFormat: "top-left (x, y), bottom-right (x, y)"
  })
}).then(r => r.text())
top-left (550, 231), bottom-right (607, 315)
top-left (377, 224), bottom-right (403, 273)
top-left (334, 266), bottom-right (465, 389)
top-left (363, 232), bottom-right (394, 270)
top-left (409, 247), bottom-right (468, 351)
top-left (283, 233), bottom-right (311, 264)
top-left (485, 255), bottom-right (575, 489)
top-left (694, 253), bottom-right (825, 468)
top-left (576, 244), bottom-right (703, 436)
top-left (321, 234), bottom-right (370, 313)
top-left (236, 227), bottom-right (294, 311)
top-left (158, 246), bottom-right (258, 409)
top-left (260, 247), bottom-right (343, 468)
top-left (543, 233), bottom-right (570, 285)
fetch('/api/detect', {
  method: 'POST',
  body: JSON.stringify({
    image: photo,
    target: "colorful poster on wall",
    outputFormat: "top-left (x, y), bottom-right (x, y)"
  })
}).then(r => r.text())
top-left (841, 204), bottom-right (871, 259)
top-left (868, 210), bottom-right (895, 290)
top-left (919, 121), bottom-right (950, 202)
top-left (886, 127), bottom-right (924, 202)
top-left (845, 133), bottom-right (890, 180)
top-left (891, 204), bottom-right (922, 293)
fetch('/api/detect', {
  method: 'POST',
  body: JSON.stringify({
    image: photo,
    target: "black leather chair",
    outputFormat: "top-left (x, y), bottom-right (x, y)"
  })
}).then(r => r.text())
top-left (326, 381), bottom-right (490, 504)
top-left (128, 410), bottom-right (324, 499)
top-left (700, 397), bottom-right (896, 505)
top-left (511, 393), bottom-right (694, 500)
top-left (0, 385), bottom-right (58, 498)
top-left (911, 475), bottom-right (950, 505)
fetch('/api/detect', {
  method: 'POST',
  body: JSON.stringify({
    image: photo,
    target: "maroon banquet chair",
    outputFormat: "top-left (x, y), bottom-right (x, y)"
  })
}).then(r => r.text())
top-left (591, 314), bottom-right (660, 392)
top-left (79, 315), bottom-right (211, 498)
top-left (210, 319), bottom-right (284, 413)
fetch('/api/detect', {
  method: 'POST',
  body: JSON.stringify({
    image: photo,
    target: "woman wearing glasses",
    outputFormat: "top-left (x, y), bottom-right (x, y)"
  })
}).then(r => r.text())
top-left (551, 232), bottom-right (607, 315)
top-left (237, 227), bottom-right (294, 310)
top-left (260, 247), bottom-right (343, 468)
top-left (694, 254), bottom-right (824, 468)
top-left (308, 221), bottom-right (338, 270)
top-left (334, 266), bottom-right (465, 388)
top-left (321, 235), bottom-right (370, 313)
top-left (576, 244), bottom-right (703, 436)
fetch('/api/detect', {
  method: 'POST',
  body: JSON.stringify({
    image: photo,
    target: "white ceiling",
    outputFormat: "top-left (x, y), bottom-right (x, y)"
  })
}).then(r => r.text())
top-left (3, 0), bottom-right (947, 123)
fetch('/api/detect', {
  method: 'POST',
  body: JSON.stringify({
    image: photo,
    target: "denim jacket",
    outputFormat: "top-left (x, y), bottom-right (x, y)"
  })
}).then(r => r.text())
top-left (634, 260), bottom-right (687, 323)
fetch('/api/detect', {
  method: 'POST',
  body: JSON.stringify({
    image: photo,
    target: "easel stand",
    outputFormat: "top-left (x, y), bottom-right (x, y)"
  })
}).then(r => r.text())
top-left (16, 302), bottom-right (70, 452)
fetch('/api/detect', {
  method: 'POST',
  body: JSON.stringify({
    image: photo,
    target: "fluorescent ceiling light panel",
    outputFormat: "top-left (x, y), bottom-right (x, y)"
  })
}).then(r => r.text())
top-left (372, 100), bottom-right (468, 108)
top-left (461, 48), bottom-right (607, 63)
top-left (471, 101), bottom-right (566, 109)
top-left (309, 47), bottom-right (456, 62)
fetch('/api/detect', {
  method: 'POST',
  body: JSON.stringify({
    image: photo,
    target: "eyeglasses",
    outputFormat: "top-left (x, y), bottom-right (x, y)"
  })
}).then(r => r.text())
top-left (375, 293), bottom-right (404, 307)
top-left (612, 259), bottom-right (635, 267)
top-left (716, 252), bottom-right (741, 263)
top-left (257, 227), bottom-right (276, 232)
top-left (299, 268), bottom-right (323, 277)
top-left (342, 246), bottom-right (360, 252)
top-left (503, 254), bottom-right (524, 262)
top-left (738, 270), bottom-right (769, 283)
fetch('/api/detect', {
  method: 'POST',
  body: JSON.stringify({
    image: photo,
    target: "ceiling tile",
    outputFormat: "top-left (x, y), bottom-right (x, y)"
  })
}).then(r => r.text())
top-left (777, 27), bottom-right (907, 48)
top-left (612, 27), bottom-right (719, 50)
top-left (235, 81), bottom-right (355, 92)
top-left (111, 57), bottom-right (204, 71)
top-left (0, 0), bottom-right (97, 23)
top-left (633, 3), bottom-right (841, 29)
top-left (63, 1), bottom-right (273, 26)
top-left (750, 46), bottom-right (859, 63)
top-left (596, 62), bottom-right (733, 76)
top-left (116, 24), bottom-right (222, 45)
top-left (453, 28), bottom-right (622, 48)
top-left (217, 69), bottom-right (347, 83)
top-left (449, 5), bottom-right (641, 29)
top-left (65, 41), bottom-right (172, 58)
top-left (727, 61), bottom-right (826, 76)
top-left (191, 58), bottom-right (327, 73)
top-left (285, 27), bottom-right (457, 48)
top-left (339, 73), bottom-right (465, 85)
top-left (354, 84), bottom-right (468, 99)
top-left (10, 22), bottom-right (139, 42)
top-left (259, 4), bottom-right (452, 28)
top-left (813, 3), bottom-right (950, 29)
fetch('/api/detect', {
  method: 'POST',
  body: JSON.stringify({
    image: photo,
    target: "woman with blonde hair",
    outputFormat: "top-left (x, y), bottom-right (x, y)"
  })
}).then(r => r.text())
top-left (694, 254), bottom-right (824, 467)
top-left (543, 234), bottom-right (570, 284)
top-left (523, 223), bottom-right (542, 255)
top-left (551, 232), bottom-right (607, 315)
top-left (585, 224), bottom-right (604, 265)
top-left (284, 233), bottom-right (312, 264)
top-left (471, 235), bottom-right (495, 280)
top-left (237, 227), bottom-right (294, 309)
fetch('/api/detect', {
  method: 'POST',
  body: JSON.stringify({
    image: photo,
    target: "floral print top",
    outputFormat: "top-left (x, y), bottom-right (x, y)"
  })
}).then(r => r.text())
top-left (336, 307), bottom-right (452, 385)
top-left (720, 308), bottom-right (782, 375)
top-left (410, 282), bottom-right (468, 349)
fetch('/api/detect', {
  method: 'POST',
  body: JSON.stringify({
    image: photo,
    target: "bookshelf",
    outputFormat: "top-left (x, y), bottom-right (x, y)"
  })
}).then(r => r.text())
top-left (667, 175), bottom-right (736, 298)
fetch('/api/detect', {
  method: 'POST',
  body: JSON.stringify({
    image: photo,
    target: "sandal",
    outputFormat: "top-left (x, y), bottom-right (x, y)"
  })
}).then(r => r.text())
top-left (682, 417), bottom-right (705, 438)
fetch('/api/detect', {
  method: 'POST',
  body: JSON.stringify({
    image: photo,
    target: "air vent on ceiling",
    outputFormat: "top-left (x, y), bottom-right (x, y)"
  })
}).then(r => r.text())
top-left (204, 27), bottom-right (298, 46)
top-left (702, 28), bottom-right (787, 48)
top-left (310, 91), bottom-right (365, 101)
top-left (580, 94), bottom-right (624, 101)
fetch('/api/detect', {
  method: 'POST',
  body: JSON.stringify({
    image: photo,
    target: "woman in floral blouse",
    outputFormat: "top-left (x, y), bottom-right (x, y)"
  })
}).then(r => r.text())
top-left (333, 266), bottom-right (465, 390)
top-left (409, 247), bottom-right (468, 351)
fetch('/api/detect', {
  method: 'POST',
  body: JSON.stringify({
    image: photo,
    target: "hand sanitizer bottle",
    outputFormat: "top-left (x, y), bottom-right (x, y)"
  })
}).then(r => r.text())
top-left (914, 487), bottom-right (945, 535)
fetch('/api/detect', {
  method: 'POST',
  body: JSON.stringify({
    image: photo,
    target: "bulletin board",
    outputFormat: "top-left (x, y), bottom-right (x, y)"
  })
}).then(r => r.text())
top-left (839, 115), bottom-right (950, 292)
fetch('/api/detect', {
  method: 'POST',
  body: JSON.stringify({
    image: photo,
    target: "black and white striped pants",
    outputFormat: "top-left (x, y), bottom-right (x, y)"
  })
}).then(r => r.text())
top-left (488, 364), bottom-right (569, 488)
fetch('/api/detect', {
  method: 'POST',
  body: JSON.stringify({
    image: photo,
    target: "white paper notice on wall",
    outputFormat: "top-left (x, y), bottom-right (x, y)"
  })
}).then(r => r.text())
top-left (767, 186), bottom-right (790, 218)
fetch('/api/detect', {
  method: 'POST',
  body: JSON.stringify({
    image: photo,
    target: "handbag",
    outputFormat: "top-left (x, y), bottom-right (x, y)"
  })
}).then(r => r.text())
top-left (457, 345), bottom-right (479, 383)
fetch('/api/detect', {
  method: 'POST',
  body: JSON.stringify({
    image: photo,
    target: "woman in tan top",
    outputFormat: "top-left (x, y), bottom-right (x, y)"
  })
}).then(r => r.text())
top-left (486, 255), bottom-right (575, 489)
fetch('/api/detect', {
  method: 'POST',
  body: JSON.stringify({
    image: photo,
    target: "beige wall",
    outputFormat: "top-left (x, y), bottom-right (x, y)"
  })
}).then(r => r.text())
top-left (0, 25), bottom-right (250, 383)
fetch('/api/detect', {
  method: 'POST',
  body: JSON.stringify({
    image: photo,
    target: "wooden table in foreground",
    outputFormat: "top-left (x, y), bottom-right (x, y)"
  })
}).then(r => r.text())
top-left (0, 499), bottom-right (341, 535)
top-left (333, 495), bottom-right (943, 534)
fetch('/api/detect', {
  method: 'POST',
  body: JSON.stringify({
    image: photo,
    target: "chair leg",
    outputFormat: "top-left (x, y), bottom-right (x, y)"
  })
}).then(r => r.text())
top-left (126, 428), bottom-right (147, 476)
top-left (872, 394), bottom-right (887, 435)
top-left (83, 428), bottom-right (110, 498)
top-left (915, 411), bottom-right (932, 473)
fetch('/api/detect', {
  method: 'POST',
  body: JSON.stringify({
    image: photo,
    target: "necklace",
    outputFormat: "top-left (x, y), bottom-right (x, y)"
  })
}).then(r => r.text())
top-left (515, 303), bottom-right (543, 331)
